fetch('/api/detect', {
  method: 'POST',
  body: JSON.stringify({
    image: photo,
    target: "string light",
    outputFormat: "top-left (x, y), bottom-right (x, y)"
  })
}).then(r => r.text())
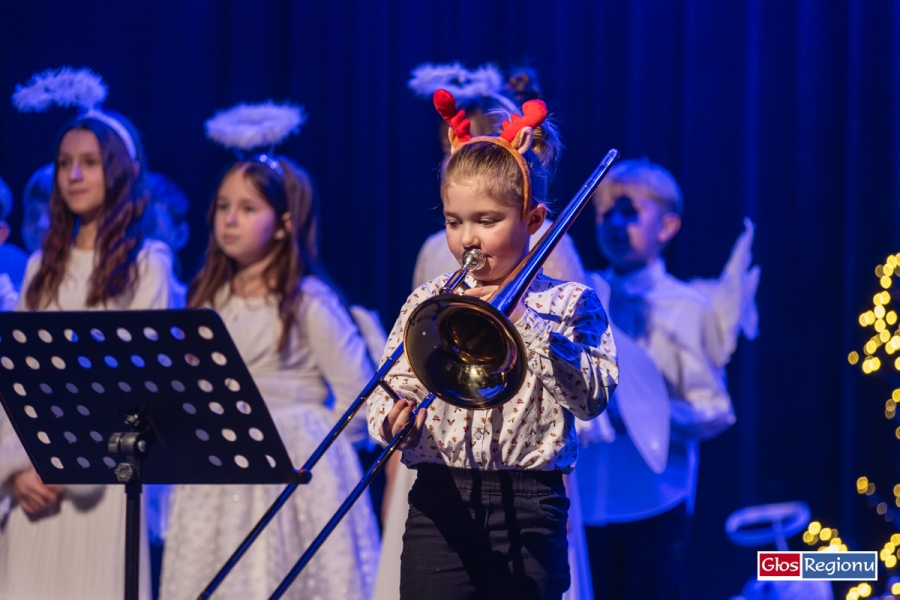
top-left (852, 255), bottom-right (900, 373)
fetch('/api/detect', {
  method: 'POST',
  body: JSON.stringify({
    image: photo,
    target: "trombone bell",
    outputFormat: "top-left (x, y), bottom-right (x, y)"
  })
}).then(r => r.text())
top-left (404, 294), bottom-right (528, 410)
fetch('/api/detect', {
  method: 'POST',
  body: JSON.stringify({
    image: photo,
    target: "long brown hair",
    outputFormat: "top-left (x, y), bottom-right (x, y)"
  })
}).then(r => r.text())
top-left (25, 117), bottom-right (146, 309)
top-left (188, 158), bottom-right (318, 351)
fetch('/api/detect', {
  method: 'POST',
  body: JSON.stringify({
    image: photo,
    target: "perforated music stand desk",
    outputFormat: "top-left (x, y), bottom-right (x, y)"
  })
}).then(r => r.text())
top-left (0, 309), bottom-right (306, 600)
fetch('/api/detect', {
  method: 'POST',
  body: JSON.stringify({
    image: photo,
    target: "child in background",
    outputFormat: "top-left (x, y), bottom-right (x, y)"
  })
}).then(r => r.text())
top-left (160, 102), bottom-right (380, 600)
top-left (0, 175), bottom-right (27, 306)
top-left (144, 171), bottom-right (191, 306)
top-left (579, 158), bottom-right (738, 600)
top-left (367, 90), bottom-right (617, 600)
top-left (0, 67), bottom-right (176, 600)
top-left (21, 163), bottom-right (54, 254)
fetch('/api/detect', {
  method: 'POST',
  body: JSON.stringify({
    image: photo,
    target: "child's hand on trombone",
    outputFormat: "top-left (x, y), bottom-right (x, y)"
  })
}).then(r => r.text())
top-left (382, 398), bottom-right (428, 449)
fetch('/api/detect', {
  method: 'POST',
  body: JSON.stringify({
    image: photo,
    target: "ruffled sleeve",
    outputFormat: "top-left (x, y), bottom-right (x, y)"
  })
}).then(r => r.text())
top-left (689, 218), bottom-right (760, 367)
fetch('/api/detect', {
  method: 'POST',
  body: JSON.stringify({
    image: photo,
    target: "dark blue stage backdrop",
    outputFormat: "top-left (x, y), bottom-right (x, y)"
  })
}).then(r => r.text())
top-left (2, 1), bottom-right (900, 596)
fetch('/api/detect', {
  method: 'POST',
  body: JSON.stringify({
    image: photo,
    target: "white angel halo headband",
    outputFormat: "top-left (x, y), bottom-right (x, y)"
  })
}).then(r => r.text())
top-left (204, 101), bottom-right (306, 177)
top-left (408, 62), bottom-right (520, 115)
top-left (83, 109), bottom-right (137, 161)
top-left (12, 67), bottom-right (139, 161)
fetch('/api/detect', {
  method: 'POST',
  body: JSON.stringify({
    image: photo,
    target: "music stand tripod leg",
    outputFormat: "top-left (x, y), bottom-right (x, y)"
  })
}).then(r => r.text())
top-left (109, 413), bottom-right (153, 600)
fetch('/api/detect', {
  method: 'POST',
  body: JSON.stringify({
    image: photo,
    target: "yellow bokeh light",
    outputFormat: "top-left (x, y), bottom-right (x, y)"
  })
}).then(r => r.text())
top-left (803, 531), bottom-right (814, 544)
top-left (866, 310), bottom-right (876, 325)
top-left (863, 360), bottom-right (873, 374)
top-left (849, 351), bottom-right (860, 365)
top-left (886, 344), bottom-right (896, 355)
top-left (896, 426), bottom-right (900, 439)
top-left (882, 276), bottom-right (893, 289)
top-left (895, 357), bottom-right (900, 371)
top-left (883, 291), bottom-right (893, 303)
top-left (875, 319), bottom-right (886, 332)
top-left (809, 521), bottom-right (822, 534)
top-left (876, 294), bottom-right (885, 306)
top-left (894, 487), bottom-right (900, 498)
top-left (847, 589), bottom-right (859, 600)
top-left (881, 330), bottom-right (892, 343)
top-left (893, 390), bottom-right (900, 401)
top-left (859, 314), bottom-right (868, 326)
top-left (858, 582), bottom-right (872, 597)
top-left (887, 555), bottom-right (897, 569)
top-left (889, 311), bottom-right (898, 325)
top-left (873, 357), bottom-right (883, 371)
top-left (877, 265), bottom-right (886, 277)
top-left (819, 528), bottom-right (833, 541)
top-left (893, 582), bottom-right (900, 595)
top-left (890, 256), bottom-right (898, 268)
top-left (865, 341), bottom-right (878, 354)
top-left (876, 305), bottom-right (887, 318)
top-left (886, 264), bottom-right (896, 277)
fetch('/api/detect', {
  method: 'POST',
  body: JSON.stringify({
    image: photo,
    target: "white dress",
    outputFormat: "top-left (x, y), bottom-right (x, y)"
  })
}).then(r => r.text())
top-left (0, 239), bottom-right (176, 600)
top-left (160, 276), bottom-right (381, 600)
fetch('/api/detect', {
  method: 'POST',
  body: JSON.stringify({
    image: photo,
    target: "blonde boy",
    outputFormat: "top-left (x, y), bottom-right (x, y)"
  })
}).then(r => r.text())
top-left (579, 158), bottom-right (735, 600)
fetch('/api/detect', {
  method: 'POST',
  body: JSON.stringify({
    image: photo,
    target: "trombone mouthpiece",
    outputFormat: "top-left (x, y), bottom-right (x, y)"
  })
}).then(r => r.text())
top-left (462, 249), bottom-right (486, 271)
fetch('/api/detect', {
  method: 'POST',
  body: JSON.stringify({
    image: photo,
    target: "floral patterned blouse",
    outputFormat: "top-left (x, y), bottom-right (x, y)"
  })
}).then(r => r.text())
top-left (367, 271), bottom-right (619, 472)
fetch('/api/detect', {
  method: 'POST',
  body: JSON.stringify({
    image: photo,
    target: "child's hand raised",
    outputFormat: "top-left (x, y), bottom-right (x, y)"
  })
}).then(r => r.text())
top-left (12, 467), bottom-right (64, 516)
top-left (462, 286), bottom-right (528, 323)
top-left (381, 398), bottom-right (427, 449)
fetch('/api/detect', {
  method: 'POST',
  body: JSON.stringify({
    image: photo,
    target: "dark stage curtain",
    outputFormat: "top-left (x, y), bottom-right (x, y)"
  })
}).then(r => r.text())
top-left (1, 1), bottom-right (899, 595)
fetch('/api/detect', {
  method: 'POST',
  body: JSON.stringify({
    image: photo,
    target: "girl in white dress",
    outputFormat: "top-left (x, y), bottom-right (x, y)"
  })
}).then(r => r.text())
top-left (160, 150), bottom-right (380, 599)
top-left (0, 104), bottom-right (175, 599)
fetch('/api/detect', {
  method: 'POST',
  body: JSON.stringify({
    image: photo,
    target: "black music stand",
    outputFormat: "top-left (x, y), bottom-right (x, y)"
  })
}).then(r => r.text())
top-left (0, 310), bottom-right (307, 600)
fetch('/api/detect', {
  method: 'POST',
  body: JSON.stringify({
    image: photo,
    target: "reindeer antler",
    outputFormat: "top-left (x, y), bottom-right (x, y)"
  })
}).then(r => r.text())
top-left (499, 99), bottom-right (548, 142)
top-left (433, 89), bottom-right (471, 143)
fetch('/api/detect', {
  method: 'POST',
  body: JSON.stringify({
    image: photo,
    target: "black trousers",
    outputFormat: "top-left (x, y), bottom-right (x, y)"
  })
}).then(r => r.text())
top-left (584, 503), bottom-right (690, 600)
top-left (399, 464), bottom-right (570, 600)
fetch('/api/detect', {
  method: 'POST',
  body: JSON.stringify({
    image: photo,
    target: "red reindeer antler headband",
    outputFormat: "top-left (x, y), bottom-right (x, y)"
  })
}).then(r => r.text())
top-left (434, 89), bottom-right (548, 215)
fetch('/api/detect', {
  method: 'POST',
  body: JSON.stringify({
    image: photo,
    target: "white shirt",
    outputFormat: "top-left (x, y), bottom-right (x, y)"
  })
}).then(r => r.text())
top-left (14, 239), bottom-right (175, 312)
top-left (578, 259), bottom-right (735, 524)
top-left (412, 220), bottom-right (590, 289)
top-left (367, 272), bottom-right (618, 472)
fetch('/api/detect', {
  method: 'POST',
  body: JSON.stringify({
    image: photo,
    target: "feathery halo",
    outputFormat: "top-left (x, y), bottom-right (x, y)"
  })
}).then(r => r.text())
top-left (205, 102), bottom-right (306, 151)
top-left (408, 63), bottom-right (503, 103)
top-left (12, 67), bottom-right (107, 113)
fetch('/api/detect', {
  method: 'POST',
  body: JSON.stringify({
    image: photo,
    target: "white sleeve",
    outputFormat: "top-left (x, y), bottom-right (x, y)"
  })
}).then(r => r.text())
top-left (0, 405), bottom-right (31, 496)
top-left (13, 252), bottom-right (41, 311)
top-left (128, 241), bottom-right (176, 310)
top-left (667, 304), bottom-right (736, 441)
top-left (2, 254), bottom-right (43, 492)
top-left (540, 232), bottom-right (591, 286)
top-left (303, 290), bottom-right (376, 448)
top-left (412, 231), bottom-right (458, 290)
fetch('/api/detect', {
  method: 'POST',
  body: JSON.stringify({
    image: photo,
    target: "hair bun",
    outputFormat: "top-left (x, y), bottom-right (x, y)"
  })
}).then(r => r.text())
top-left (503, 67), bottom-right (542, 104)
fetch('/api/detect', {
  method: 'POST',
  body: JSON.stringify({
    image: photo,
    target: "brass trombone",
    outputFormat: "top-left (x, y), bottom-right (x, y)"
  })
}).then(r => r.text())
top-left (198, 148), bottom-right (619, 600)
